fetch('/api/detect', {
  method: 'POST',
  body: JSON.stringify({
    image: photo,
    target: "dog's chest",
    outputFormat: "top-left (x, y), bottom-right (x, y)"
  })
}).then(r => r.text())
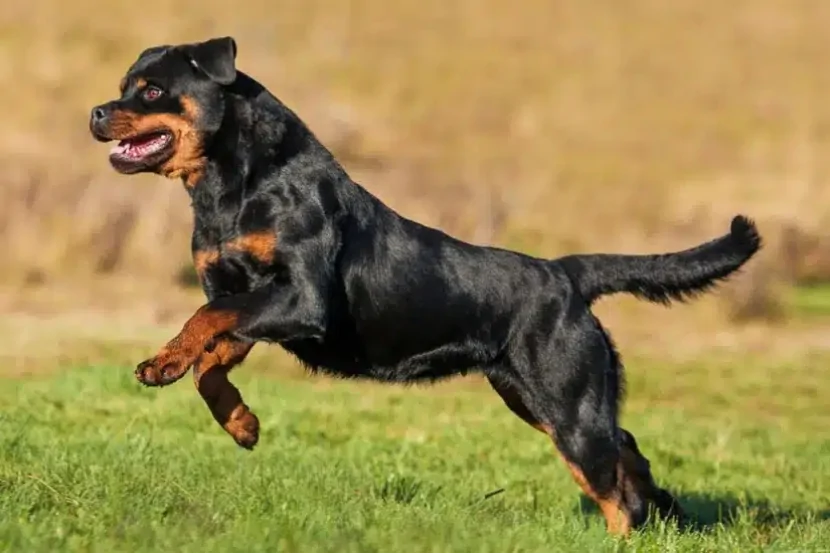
top-left (189, 189), bottom-right (284, 295)
top-left (192, 230), bottom-right (279, 295)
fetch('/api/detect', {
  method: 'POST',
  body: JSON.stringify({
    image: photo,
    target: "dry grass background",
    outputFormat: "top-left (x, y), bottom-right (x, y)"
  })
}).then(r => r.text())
top-left (2, 0), bottom-right (830, 365)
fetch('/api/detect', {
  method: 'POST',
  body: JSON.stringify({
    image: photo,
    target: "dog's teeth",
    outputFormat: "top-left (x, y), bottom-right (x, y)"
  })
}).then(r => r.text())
top-left (109, 134), bottom-right (168, 159)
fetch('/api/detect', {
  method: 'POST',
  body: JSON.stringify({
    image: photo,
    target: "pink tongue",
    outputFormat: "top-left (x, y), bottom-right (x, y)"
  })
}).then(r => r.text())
top-left (130, 136), bottom-right (153, 147)
top-left (111, 134), bottom-right (165, 158)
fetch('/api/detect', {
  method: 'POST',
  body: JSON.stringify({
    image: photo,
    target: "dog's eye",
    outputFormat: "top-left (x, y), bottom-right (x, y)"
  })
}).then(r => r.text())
top-left (142, 86), bottom-right (164, 102)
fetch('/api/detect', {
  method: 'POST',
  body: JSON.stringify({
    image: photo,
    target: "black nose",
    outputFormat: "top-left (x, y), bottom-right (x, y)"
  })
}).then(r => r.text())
top-left (89, 104), bottom-right (113, 141)
top-left (91, 105), bottom-right (108, 124)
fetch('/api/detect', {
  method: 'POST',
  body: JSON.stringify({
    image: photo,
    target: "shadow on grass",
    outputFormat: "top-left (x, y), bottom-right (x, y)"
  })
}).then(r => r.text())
top-left (577, 492), bottom-right (830, 532)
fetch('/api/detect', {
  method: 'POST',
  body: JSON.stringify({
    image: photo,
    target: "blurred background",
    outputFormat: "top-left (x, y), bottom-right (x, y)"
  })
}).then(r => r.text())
top-left (2, 0), bottom-right (830, 374)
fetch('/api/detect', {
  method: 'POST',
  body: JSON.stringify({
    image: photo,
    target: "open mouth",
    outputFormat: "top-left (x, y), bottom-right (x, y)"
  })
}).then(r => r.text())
top-left (109, 131), bottom-right (173, 165)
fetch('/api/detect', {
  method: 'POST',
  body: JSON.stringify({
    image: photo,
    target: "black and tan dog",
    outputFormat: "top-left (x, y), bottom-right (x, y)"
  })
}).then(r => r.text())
top-left (89, 37), bottom-right (761, 535)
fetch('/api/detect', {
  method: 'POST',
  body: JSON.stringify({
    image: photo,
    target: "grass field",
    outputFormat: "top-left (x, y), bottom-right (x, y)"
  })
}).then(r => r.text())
top-left (2, 352), bottom-right (828, 552)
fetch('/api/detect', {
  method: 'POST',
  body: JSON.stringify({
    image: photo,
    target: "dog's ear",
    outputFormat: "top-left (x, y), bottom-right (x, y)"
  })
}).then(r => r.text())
top-left (181, 37), bottom-right (238, 85)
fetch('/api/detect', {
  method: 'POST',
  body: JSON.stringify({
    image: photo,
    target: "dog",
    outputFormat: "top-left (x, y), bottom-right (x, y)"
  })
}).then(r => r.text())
top-left (89, 36), bottom-right (761, 535)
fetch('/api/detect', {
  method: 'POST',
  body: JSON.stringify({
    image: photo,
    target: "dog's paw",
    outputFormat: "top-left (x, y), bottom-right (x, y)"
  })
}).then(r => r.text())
top-left (652, 488), bottom-right (686, 524)
top-left (224, 406), bottom-right (260, 450)
top-left (135, 351), bottom-right (193, 387)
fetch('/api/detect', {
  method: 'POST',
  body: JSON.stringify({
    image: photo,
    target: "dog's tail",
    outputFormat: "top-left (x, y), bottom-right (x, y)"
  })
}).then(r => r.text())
top-left (559, 215), bottom-right (762, 306)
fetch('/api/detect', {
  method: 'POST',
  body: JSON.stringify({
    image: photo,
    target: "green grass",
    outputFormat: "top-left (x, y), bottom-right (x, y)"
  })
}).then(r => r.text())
top-left (1, 358), bottom-right (829, 552)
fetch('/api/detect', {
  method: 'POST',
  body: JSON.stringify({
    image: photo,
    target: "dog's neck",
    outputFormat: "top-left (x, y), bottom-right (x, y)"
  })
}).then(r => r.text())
top-left (185, 73), bottom-right (276, 193)
top-left (185, 72), bottom-right (343, 232)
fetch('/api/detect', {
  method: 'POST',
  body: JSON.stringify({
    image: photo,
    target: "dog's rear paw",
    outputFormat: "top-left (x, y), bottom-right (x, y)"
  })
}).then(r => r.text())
top-left (653, 488), bottom-right (686, 524)
top-left (224, 405), bottom-right (260, 450)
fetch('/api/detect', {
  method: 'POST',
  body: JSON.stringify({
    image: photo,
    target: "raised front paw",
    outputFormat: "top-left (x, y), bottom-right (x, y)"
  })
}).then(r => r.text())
top-left (224, 405), bottom-right (260, 450)
top-left (135, 349), bottom-right (194, 387)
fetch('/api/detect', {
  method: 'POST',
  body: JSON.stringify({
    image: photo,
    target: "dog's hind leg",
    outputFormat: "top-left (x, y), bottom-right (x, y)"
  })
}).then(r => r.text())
top-left (192, 336), bottom-right (258, 449)
top-left (486, 373), bottom-right (552, 435)
top-left (492, 311), bottom-right (681, 535)
top-left (486, 363), bottom-right (630, 533)
top-left (489, 360), bottom-right (631, 534)
top-left (617, 428), bottom-right (685, 522)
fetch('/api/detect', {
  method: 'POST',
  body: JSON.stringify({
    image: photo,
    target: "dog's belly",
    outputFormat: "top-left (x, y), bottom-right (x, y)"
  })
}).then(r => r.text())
top-left (280, 334), bottom-right (484, 383)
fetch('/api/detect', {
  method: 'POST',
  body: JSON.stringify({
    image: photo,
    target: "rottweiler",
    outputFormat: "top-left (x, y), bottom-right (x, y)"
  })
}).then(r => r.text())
top-left (89, 37), bottom-right (761, 535)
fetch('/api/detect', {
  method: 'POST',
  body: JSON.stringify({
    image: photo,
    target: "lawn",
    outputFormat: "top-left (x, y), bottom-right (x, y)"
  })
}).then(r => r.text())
top-left (1, 354), bottom-right (828, 552)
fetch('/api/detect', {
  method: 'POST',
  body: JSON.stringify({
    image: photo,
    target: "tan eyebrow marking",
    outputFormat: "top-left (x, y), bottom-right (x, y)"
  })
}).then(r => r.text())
top-left (119, 76), bottom-right (148, 94)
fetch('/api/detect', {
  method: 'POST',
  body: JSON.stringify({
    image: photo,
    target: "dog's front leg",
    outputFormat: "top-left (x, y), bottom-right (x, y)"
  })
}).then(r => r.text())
top-left (135, 281), bottom-right (327, 387)
top-left (191, 336), bottom-right (258, 448)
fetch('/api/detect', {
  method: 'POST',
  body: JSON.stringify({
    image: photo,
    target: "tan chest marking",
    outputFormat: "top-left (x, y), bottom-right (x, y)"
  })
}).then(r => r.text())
top-left (224, 231), bottom-right (278, 264)
top-left (192, 231), bottom-right (278, 278)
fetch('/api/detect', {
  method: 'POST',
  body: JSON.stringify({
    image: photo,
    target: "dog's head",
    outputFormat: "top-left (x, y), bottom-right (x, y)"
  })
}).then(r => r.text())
top-left (89, 37), bottom-right (237, 184)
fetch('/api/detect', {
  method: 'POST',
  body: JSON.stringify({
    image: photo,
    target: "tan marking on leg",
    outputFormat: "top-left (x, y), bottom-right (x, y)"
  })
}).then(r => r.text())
top-left (136, 306), bottom-right (240, 386)
top-left (487, 376), bottom-right (631, 535)
top-left (565, 461), bottom-right (630, 535)
top-left (193, 337), bottom-right (257, 448)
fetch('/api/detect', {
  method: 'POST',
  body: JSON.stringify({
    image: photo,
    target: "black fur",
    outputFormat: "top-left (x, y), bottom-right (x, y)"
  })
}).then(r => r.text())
top-left (89, 37), bottom-right (762, 534)
top-left (560, 215), bottom-right (762, 305)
